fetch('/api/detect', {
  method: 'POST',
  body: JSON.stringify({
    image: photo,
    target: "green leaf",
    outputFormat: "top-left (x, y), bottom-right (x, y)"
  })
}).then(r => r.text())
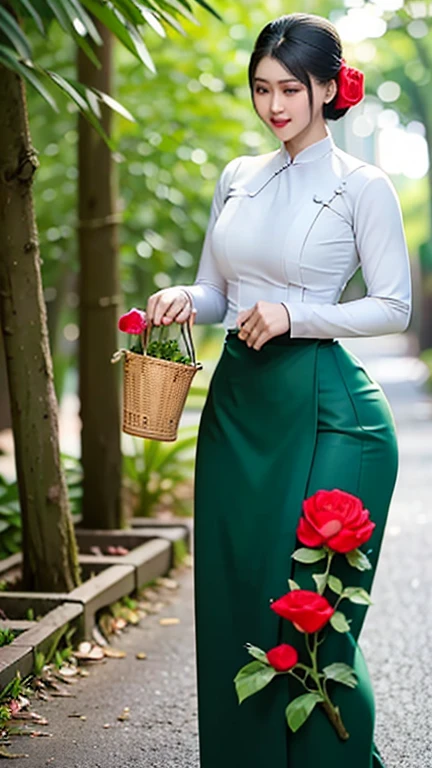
top-left (288, 579), bottom-right (300, 591)
top-left (0, 6), bottom-right (32, 59)
top-left (285, 693), bottom-right (323, 733)
top-left (312, 573), bottom-right (328, 593)
top-left (245, 644), bottom-right (270, 665)
top-left (0, 48), bottom-right (58, 111)
top-left (342, 587), bottom-right (373, 606)
top-left (91, 88), bottom-right (135, 122)
top-left (14, 0), bottom-right (45, 34)
top-left (234, 661), bottom-right (276, 704)
top-left (327, 575), bottom-right (343, 595)
top-left (345, 549), bottom-right (372, 572)
top-left (323, 663), bottom-right (358, 689)
top-left (330, 611), bottom-right (351, 634)
top-left (292, 548), bottom-right (327, 564)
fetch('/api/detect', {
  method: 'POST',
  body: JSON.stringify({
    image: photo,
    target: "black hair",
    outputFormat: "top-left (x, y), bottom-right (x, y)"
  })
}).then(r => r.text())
top-left (248, 13), bottom-right (348, 121)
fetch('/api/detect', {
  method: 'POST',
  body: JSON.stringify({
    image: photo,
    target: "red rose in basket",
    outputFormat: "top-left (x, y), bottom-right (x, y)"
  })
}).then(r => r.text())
top-left (297, 489), bottom-right (375, 554)
top-left (118, 308), bottom-right (147, 335)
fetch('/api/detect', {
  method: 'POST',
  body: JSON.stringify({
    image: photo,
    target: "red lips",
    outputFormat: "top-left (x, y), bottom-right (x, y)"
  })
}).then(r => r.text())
top-left (271, 118), bottom-right (291, 128)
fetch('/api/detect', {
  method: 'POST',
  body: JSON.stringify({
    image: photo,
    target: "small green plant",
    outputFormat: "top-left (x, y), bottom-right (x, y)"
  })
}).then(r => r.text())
top-left (123, 425), bottom-right (197, 517)
top-left (0, 474), bottom-right (21, 560)
top-left (0, 628), bottom-right (15, 648)
top-left (0, 704), bottom-right (11, 727)
top-left (0, 672), bottom-right (32, 704)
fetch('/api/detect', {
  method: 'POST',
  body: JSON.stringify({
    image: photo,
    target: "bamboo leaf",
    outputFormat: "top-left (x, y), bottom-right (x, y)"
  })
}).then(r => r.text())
top-left (285, 693), bottom-right (323, 733)
top-left (0, 6), bottom-right (32, 59)
top-left (141, 7), bottom-right (166, 37)
top-left (14, 0), bottom-right (45, 34)
top-left (92, 88), bottom-right (135, 122)
top-left (291, 547), bottom-right (327, 564)
top-left (62, 0), bottom-right (103, 45)
top-left (234, 661), bottom-right (276, 704)
top-left (0, 47), bottom-right (58, 111)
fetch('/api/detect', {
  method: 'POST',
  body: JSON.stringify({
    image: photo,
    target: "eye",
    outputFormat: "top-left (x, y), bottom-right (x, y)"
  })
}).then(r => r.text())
top-left (284, 89), bottom-right (300, 95)
top-left (254, 86), bottom-right (268, 94)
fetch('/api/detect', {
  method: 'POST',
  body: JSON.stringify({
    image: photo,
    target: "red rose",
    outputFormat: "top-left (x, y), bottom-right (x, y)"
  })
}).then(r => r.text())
top-left (271, 590), bottom-right (334, 633)
top-left (297, 489), bottom-right (375, 554)
top-left (266, 644), bottom-right (298, 671)
top-left (334, 61), bottom-right (365, 110)
top-left (118, 308), bottom-right (147, 335)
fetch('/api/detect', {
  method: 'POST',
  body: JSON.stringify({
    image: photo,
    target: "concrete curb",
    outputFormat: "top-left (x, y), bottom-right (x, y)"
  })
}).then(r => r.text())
top-left (0, 524), bottom-right (189, 690)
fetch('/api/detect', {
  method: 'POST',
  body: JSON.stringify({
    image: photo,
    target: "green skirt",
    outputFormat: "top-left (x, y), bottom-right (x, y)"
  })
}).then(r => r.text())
top-left (193, 330), bottom-right (398, 768)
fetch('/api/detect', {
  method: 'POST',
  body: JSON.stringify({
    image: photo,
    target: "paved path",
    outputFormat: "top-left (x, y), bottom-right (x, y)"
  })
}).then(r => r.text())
top-left (9, 333), bottom-right (431, 768)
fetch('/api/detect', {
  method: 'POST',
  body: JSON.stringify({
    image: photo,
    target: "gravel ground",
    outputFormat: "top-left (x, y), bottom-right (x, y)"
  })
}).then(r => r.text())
top-left (5, 333), bottom-right (431, 768)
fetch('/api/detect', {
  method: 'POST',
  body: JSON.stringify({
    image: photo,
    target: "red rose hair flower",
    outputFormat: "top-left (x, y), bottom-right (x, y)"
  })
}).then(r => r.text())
top-left (118, 308), bottom-right (147, 335)
top-left (297, 489), bottom-right (375, 554)
top-left (266, 644), bottom-right (298, 671)
top-left (334, 60), bottom-right (365, 110)
top-left (271, 590), bottom-right (335, 633)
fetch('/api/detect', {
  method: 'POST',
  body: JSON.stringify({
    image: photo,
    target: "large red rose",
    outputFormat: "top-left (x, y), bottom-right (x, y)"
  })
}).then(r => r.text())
top-left (118, 308), bottom-right (147, 335)
top-left (266, 644), bottom-right (298, 672)
top-left (271, 590), bottom-right (334, 633)
top-left (297, 489), bottom-right (375, 554)
top-left (334, 61), bottom-right (365, 110)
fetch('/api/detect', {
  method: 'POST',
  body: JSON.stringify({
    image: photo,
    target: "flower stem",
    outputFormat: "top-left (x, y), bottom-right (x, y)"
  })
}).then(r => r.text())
top-left (305, 631), bottom-right (350, 741)
top-left (320, 700), bottom-right (350, 741)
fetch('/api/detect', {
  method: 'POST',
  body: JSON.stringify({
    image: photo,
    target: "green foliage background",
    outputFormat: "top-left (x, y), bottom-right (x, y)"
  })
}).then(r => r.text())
top-left (25, 0), bottom-right (431, 397)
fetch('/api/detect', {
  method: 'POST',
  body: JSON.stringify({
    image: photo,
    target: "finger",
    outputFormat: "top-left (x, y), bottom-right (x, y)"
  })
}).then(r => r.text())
top-left (252, 329), bottom-right (270, 351)
top-left (237, 307), bottom-right (254, 327)
top-left (174, 305), bottom-right (193, 324)
top-left (154, 296), bottom-right (185, 326)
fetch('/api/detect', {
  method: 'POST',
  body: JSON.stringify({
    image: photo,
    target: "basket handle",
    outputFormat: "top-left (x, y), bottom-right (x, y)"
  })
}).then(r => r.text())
top-left (141, 313), bottom-right (197, 366)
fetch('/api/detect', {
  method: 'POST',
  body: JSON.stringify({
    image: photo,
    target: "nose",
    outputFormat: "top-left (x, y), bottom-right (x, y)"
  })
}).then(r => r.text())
top-left (270, 92), bottom-right (284, 114)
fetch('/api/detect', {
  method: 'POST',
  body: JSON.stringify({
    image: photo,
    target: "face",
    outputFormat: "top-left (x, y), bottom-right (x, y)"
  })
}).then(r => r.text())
top-left (252, 56), bottom-right (336, 151)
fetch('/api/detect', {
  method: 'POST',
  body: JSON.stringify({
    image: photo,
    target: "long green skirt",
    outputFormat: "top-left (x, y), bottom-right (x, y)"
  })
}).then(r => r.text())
top-left (193, 330), bottom-right (398, 768)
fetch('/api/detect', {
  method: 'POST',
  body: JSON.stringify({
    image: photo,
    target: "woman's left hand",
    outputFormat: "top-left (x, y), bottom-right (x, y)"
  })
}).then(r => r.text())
top-left (236, 301), bottom-right (290, 351)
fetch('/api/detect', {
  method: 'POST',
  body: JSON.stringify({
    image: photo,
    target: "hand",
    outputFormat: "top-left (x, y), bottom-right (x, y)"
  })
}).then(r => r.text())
top-left (146, 287), bottom-right (196, 327)
top-left (236, 301), bottom-right (290, 351)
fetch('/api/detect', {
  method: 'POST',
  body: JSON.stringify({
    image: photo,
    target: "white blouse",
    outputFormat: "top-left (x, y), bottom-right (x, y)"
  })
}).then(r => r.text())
top-left (178, 131), bottom-right (412, 338)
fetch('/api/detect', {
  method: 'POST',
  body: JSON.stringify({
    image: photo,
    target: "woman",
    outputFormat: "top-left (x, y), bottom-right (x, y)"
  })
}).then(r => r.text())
top-left (146, 13), bottom-right (411, 768)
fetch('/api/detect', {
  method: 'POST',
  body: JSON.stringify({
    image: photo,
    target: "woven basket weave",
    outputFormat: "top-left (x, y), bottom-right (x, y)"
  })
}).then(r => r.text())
top-left (121, 317), bottom-right (201, 441)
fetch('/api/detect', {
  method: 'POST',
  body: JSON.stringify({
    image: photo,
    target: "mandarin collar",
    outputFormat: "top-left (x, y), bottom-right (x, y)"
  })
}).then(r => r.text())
top-left (280, 133), bottom-right (335, 166)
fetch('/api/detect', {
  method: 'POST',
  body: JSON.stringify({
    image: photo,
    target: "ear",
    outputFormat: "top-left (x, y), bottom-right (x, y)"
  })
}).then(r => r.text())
top-left (324, 79), bottom-right (338, 104)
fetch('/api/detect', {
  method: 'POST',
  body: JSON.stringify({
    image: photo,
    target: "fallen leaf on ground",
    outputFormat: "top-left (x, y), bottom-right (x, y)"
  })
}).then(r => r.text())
top-left (136, 652), bottom-right (147, 660)
top-left (103, 647), bottom-right (126, 659)
top-left (103, 723), bottom-right (111, 729)
top-left (159, 618), bottom-right (180, 626)
top-left (68, 713), bottom-right (85, 719)
top-left (74, 644), bottom-right (105, 662)
top-left (117, 708), bottom-right (130, 722)
top-left (155, 577), bottom-right (178, 590)
top-left (29, 731), bottom-right (52, 738)
top-left (0, 746), bottom-right (29, 758)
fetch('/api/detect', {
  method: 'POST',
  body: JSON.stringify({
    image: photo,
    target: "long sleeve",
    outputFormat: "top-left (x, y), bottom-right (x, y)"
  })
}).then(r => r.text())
top-left (177, 157), bottom-right (243, 325)
top-left (283, 172), bottom-right (412, 338)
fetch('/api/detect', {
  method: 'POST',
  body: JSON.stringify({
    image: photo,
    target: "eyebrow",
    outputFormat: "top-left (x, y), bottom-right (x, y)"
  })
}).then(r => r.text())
top-left (254, 77), bottom-right (299, 84)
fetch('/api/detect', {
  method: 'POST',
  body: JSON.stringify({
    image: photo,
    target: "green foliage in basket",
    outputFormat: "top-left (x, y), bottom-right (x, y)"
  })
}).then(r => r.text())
top-left (131, 337), bottom-right (192, 365)
top-left (123, 426), bottom-right (197, 517)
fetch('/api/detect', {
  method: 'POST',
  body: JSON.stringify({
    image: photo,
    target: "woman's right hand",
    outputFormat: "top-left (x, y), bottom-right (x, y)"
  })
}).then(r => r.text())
top-left (146, 287), bottom-right (196, 327)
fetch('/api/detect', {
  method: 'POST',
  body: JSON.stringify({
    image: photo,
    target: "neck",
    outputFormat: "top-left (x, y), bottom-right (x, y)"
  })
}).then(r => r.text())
top-left (284, 123), bottom-right (329, 161)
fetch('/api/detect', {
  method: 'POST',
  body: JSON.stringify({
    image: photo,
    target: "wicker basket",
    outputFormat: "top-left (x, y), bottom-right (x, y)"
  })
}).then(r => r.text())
top-left (120, 316), bottom-right (202, 441)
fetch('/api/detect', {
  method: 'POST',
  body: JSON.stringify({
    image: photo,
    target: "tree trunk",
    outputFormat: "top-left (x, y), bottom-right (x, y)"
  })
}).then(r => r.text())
top-left (77, 23), bottom-right (123, 529)
top-left (0, 327), bottom-right (11, 431)
top-left (0, 63), bottom-right (80, 591)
